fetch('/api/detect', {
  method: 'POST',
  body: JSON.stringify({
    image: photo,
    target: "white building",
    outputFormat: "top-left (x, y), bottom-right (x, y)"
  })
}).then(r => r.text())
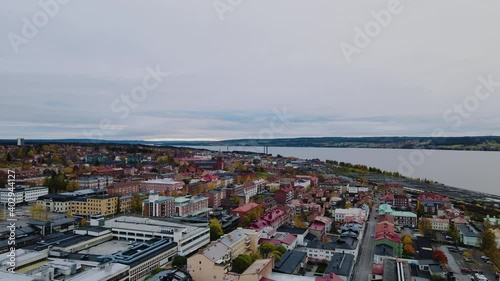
top-left (78, 176), bottom-right (114, 189)
top-left (23, 187), bottom-right (49, 202)
top-left (103, 216), bottom-right (210, 256)
top-left (0, 187), bottom-right (48, 205)
top-left (333, 208), bottom-right (367, 222)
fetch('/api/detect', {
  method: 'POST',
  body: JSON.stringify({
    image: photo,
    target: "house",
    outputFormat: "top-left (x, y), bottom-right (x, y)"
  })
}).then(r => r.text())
top-left (174, 195), bottom-right (210, 217)
top-left (382, 259), bottom-right (411, 281)
top-left (273, 250), bottom-right (306, 275)
top-left (324, 253), bottom-right (355, 281)
top-left (333, 208), bottom-right (366, 222)
top-left (378, 204), bottom-right (417, 227)
top-left (276, 227), bottom-right (309, 246)
top-left (457, 224), bottom-right (480, 247)
top-left (374, 232), bottom-right (402, 257)
top-left (140, 178), bottom-right (183, 196)
top-left (425, 218), bottom-right (449, 231)
top-left (417, 193), bottom-right (451, 215)
top-left (207, 189), bottom-right (225, 208)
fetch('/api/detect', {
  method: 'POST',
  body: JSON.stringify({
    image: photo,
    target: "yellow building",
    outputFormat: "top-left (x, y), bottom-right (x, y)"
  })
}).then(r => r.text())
top-left (71, 196), bottom-right (118, 216)
top-left (187, 228), bottom-right (268, 281)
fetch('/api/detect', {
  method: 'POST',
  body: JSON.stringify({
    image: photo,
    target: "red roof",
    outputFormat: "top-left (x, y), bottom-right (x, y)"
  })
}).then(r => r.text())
top-left (376, 222), bottom-right (395, 233)
top-left (281, 234), bottom-right (297, 245)
top-left (378, 214), bottom-right (395, 224)
top-left (372, 264), bottom-right (384, 275)
top-left (380, 193), bottom-right (395, 201)
top-left (316, 273), bottom-right (344, 281)
top-left (310, 222), bottom-right (326, 232)
top-left (375, 232), bottom-right (401, 243)
top-left (232, 202), bottom-right (259, 213)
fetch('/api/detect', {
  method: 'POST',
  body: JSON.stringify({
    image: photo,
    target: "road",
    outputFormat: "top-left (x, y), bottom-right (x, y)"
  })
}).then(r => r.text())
top-left (353, 206), bottom-right (377, 281)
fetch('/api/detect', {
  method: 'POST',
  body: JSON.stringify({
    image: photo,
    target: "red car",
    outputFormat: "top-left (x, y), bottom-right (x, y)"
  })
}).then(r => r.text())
top-left (461, 268), bottom-right (472, 273)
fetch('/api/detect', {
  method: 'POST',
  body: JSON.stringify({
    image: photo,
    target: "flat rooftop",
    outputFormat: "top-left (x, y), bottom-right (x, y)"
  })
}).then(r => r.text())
top-left (104, 216), bottom-right (208, 240)
top-left (78, 240), bottom-right (130, 256)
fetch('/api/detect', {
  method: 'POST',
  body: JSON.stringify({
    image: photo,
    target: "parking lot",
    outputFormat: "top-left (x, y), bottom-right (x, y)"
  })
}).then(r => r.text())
top-left (438, 244), bottom-right (498, 281)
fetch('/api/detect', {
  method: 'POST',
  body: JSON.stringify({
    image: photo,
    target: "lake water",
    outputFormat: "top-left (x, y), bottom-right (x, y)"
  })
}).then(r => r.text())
top-left (188, 146), bottom-right (500, 196)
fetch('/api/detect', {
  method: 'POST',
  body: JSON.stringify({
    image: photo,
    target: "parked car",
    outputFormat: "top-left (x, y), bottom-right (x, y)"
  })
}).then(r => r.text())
top-left (461, 268), bottom-right (472, 273)
top-left (486, 260), bottom-right (494, 265)
top-left (464, 258), bottom-right (474, 263)
top-left (472, 269), bottom-right (483, 274)
top-left (481, 256), bottom-right (489, 260)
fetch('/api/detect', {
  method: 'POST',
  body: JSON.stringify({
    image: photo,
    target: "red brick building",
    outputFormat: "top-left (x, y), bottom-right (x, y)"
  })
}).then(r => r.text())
top-left (231, 202), bottom-right (260, 218)
top-left (207, 189), bottom-right (225, 208)
top-left (274, 186), bottom-right (294, 204)
top-left (140, 178), bottom-right (184, 196)
top-left (107, 181), bottom-right (140, 196)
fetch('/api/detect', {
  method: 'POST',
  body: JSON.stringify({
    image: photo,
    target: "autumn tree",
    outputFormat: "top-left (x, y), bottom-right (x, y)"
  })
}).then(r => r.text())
top-left (294, 216), bottom-right (307, 228)
top-left (418, 218), bottom-right (433, 239)
top-left (480, 221), bottom-right (498, 259)
top-left (30, 204), bottom-right (44, 219)
top-left (403, 244), bottom-right (415, 256)
top-left (79, 218), bottom-right (87, 227)
top-left (131, 194), bottom-right (144, 214)
top-left (402, 234), bottom-right (412, 245)
top-left (209, 218), bottom-right (224, 241)
top-left (432, 250), bottom-right (448, 265)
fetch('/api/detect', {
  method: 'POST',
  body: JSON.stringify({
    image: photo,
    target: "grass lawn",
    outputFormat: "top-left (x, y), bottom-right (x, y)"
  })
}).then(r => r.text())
top-left (316, 263), bottom-right (328, 274)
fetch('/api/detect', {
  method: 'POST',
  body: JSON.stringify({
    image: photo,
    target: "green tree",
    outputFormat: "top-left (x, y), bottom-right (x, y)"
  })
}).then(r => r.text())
top-left (270, 250), bottom-right (282, 261)
top-left (259, 242), bottom-right (275, 258)
top-left (232, 254), bottom-right (252, 274)
top-left (276, 245), bottom-right (287, 255)
top-left (172, 255), bottom-right (187, 268)
top-left (250, 252), bottom-right (261, 262)
top-left (240, 216), bottom-right (251, 227)
top-left (209, 218), bottom-right (224, 241)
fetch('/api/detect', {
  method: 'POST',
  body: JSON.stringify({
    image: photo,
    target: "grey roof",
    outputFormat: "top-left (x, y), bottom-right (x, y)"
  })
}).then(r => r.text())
top-left (277, 227), bottom-right (308, 235)
top-left (325, 253), bottom-right (354, 277)
top-left (273, 250), bottom-right (306, 274)
top-left (429, 264), bottom-right (444, 273)
top-left (374, 244), bottom-right (394, 257)
top-left (383, 259), bottom-right (411, 281)
top-left (458, 224), bottom-right (479, 237)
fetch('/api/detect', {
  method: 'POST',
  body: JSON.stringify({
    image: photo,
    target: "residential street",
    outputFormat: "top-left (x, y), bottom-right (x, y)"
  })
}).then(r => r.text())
top-left (353, 206), bottom-right (377, 281)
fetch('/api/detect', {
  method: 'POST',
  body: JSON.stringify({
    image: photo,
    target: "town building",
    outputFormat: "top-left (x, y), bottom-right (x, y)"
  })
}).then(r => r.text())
top-left (143, 193), bottom-right (175, 217)
top-left (107, 181), bottom-right (141, 196)
top-left (78, 176), bottom-right (114, 189)
top-left (0, 186), bottom-right (48, 205)
top-left (103, 216), bottom-right (210, 256)
top-left (70, 195), bottom-right (118, 216)
top-left (457, 224), bottom-right (480, 247)
top-left (102, 238), bottom-right (177, 281)
top-left (37, 194), bottom-right (74, 213)
top-left (274, 186), bottom-right (294, 204)
top-left (174, 195), bottom-right (210, 217)
top-left (207, 188), bottom-right (225, 208)
top-left (332, 208), bottom-right (367, 222)
top-left (140, 178), bottom-right (183, 196)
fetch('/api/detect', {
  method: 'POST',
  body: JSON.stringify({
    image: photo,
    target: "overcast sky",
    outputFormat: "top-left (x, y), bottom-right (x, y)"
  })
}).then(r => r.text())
top-left (1, 0), bottom-right (499, 141)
